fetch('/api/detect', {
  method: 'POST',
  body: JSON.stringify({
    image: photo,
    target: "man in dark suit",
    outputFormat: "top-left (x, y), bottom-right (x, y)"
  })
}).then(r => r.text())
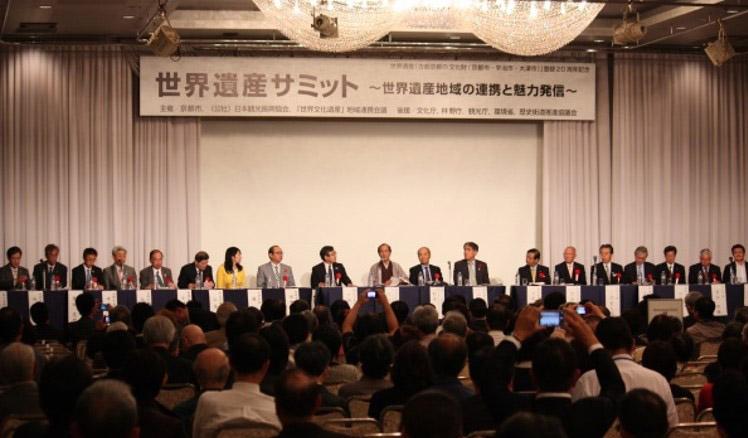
top-left (688, 248), bottom-right (722, 284)
top-left (517, 248), bottom-right (551, 285)
top-left (722, 243), bottom-right (747, 284)
top-left (65, 292), bottom-right (97, 348)
top-left (32, 244), bottom-right (68, 289)
top-left (591, 244), bottom-right (624, 285)
top-left (623, 246), bottom-right (657, 284)
top-left (0, 246), bottom-right (30, 290)
top-left (505, 305), bottom-right (625, 438)
top-left (139, 249), bottom-right (175, 289)
top-left (71, 248), bottom-right (105, 290)
top-left (654, 245), bottom-right (687, 285)
top-left (554, 246), bottom-right (587, 285)
top-left (409, 246), bottom-right (443, 285)
top-left (177, 251), bottom-right (214, 289)
top-left (311, 246), bottom-right (352, 288)
top-left (453, 242), bottom-right (489, 286)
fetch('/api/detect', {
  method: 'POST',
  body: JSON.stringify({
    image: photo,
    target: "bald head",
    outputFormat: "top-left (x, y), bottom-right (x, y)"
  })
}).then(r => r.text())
top-left (274, 369), bottom-right (322, 425)
top-left (193, 348), bottom-right (230, 390)
top-left (216, 302), bottom-right (238, 328)
top-left (0, 342), bottom-right (35, 384)
top-left (180, 324), bottom-right (207, 353)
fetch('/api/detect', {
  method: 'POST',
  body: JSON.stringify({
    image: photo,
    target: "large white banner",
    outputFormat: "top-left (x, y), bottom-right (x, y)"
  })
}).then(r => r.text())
top-left (140, 57), bottom-right (595, 120)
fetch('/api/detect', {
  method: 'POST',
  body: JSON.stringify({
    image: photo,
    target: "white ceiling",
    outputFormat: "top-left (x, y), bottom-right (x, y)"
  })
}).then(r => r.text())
top-left (1, 0), bottom-right (746, 54)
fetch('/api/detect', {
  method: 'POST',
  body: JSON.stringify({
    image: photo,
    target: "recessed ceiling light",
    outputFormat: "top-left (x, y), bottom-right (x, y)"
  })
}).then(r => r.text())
top-left (449, 35), bottom-right (461, 40)
top-left (38, 5), bottom-right (53, 9)
top-left (122, 15), bottom-right (136, 19)
top-left (593, 39), bottom-right (604, 43)
top-left (675, 26), bottom-right (687, 30)
top-left (726, 9), bottom-right (738, 13)
top-left (586, 48), bottom-right (597, 52)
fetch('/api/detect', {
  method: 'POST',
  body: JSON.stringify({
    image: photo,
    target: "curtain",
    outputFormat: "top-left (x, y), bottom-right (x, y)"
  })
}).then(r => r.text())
top-left (0, 46), bottom-right (201, 275)
top-left (542, 55), bottom-right (611, 269)
top-left (611, 53), bottom-right (748, 268)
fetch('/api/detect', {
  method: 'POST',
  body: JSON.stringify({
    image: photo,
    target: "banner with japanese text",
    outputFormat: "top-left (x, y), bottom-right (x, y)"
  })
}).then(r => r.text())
top-left (140, 57), bottom-right (596, 120)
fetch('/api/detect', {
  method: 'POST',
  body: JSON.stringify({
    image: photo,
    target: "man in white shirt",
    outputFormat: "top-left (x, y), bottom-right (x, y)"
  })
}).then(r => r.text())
top-left (139, 249), bottom-right (175, 289)
top-left (723, 244), bottom-right (747, 284)
top-left (571, 316), bottom-right (678, 428)
top-left (193, 333), bottom-right (280, 438)
top-left (257, 245), bottom-right (296, 288)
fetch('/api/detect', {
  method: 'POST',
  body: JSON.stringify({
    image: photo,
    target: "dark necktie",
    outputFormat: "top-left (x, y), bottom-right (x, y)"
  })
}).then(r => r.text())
top-left (328, 265), bottom-right (333, 284)
top-left (424, 266), bottom-right (431, 281)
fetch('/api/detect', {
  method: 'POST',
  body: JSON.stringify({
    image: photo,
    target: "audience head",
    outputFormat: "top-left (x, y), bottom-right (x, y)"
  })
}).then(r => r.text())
top-left (313, 305), bottom-right (332, 327)
top-left (72, 380), bottom-right (138, 438)
top-left (109, 305), bottom-right (132, 328)
top-left (441, 311), bottom-right (468, 338)
top-left (194, 348), bottom-right (230, 390)
top-left (713, 370), bottom-right (748, 438)
top-left (596, 317), bottom-right (634, 353)
top-left (694, 297), bottom-right (716, 320)
top-left (101, 330), bottom-right (137, 371)
top-left (142, 315), bottom-right (176, 348)
top-left (121, 348), bottom-right (166, 401)
top-left (283, 313), bottom-right (310, 346)
top-left (717, 338), bottom-right (748, 371)
top-left (353, 313), bottom-right (387, 342)
top-left (390, 301), bottom-right (410, 326)
top-left (30, 302), bottom-right (50, 326)
top-left (0, 307), bottom-right (22, 344)
top-left (391, 341), bottom-right (435, 393)
top-left (39, 356), bottom-right (93, 432)
top-left (0, 342), bottom-right (35, 384)
top-left (468, 298), bottom-right (488, 320)
top-left (359, 333), bottom-right (394, 379)
top-left (274, 368), bottom-right (323, 425)
top-left (289, 299), bottom-right (310, 314)
top-left (642, 341), bottom-right (678, 382)
top-left (225, 309), bottom-right (260, 345)
top-left (428, 333), bottom-right (468, 378)
top-left (412, 305), bottom-right (439, 336)
top-left (487, 304), bottom-right (511, 332)
top-left (669, 331), bottom-right (694, 363)
top-left (543, 292), bottom-right (566, 311)
top-left (684, 291), bottom-right (703, 316)
top-left (260, 324), bottom-right (290, 375)
top-left (723, 322), bottom-right (744, 341)
top-left (733, 307), bottom-right (748, 325)
top-left (532, 338), bottom-right (578, 393)
top-left (294, 341), bottom-right (330, 381)
top-left (401, 390), bottom-right (462, 438)
top-left (180, 324), bottom-right (207, 352)
top-left (261, 298), bottom-right (286, 323)
top-left (312, 325), bottom-right (342, 365)
top-left (216, 302), bottom-right (238, 328)
top-left (131, 303), bottom-right (155, 334)
top-left (619, 389), bottom-right (669, 438)
top-left (164, 299), bottom-right (189, 325)
top-left (646, 314), bottom-right (681, 343)
top-left (229, 333), bottom-right (270, 378)
top-left (330, 300), bottom-right (350, 328)
top-left (496, 412), bottom-right (568, 438)
top-left (75, 292), bottom-right (95, 319)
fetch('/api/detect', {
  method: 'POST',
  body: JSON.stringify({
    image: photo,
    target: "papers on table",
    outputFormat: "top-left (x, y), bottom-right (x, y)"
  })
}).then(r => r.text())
top-left (605, 286), bottom-right (621, 316)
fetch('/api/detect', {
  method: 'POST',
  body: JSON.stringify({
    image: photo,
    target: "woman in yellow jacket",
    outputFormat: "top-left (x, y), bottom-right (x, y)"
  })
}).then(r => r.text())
top-left (216, 246), bottom-right (247, 289)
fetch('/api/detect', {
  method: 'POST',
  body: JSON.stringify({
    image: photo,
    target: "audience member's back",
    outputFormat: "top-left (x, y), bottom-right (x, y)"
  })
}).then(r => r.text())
top-left (0, 343), bottom-right (42, 422)
top-left (401, 390), bottom-right (462, 438)
top-left (618, 389), bottom-right (669, 438)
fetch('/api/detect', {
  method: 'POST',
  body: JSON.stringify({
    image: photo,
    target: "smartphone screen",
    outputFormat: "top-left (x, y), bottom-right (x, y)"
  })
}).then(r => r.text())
top-left (367, 291), bottom-right (377, 299)
top-left (540, 310), bottom-right (562, 328)
top-left (576, 306), bottom-right (587, 315)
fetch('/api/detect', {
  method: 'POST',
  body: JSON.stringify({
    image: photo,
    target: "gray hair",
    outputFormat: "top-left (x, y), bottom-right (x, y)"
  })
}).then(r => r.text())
top-left (216, 302), bottom-right (238, 327)
top-left (441, 311), bottom-right (468, 338)
top-left (111, 246), bottom-right (127, 256)
top-left (0, 342), bottom-right (35, 384)
top-left (700, 248), bottom-right (712, 257)
top-left (412, 305), bottom-right (439, 335)
top-left (109, 305), bottom-right (132, 327)
top-left (142, 315), bottom-right (176, 346)
top-left (685, 291), bottom-right (704, 309)
top-left (106, 321), bottom-right (129, 333)
top-left (634, 246), bottom-right (649, 256)
top-left (75, 379), bottom-right (137, 438)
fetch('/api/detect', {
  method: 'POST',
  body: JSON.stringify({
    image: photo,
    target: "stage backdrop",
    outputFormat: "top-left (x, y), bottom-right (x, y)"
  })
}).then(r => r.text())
top-left (199, 119), bottom-right (542, 287)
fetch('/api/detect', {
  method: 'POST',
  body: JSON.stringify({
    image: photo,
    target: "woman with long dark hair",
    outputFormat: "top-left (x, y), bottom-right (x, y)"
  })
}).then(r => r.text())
top-left (215, 247), bottom-right (246, 288)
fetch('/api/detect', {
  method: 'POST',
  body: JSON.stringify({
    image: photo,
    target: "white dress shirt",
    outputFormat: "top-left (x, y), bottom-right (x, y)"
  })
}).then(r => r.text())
top-left (736, 262), bottom-right (746, 283)
top-left (571, 354), bottom-right (678, 427)
top-left (192, 381), bottom-right (280, 438)
top-left (488, 330), bottom-right (505, 346)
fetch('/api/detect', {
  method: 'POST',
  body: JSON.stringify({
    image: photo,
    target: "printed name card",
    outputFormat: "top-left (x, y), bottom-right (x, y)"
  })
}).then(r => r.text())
top-left (472, 286), bottom-right (488, 303)
top-left (248, 289), bottom-right (263, 309)
top-left (342, 287), bottom-right (358, 308)
top-left (565, 285), bottom-right (581, 304)
top-left (674, 285), bottom-right (689, 317)
top-left (527, 286), bottom-right (542, 305)
top-left (208, 289), bottom-right (223, 313)
top-left (638, 285), bottom-right (654, 303)
top-left (284, 288), bottom-right (300, 315)
top-left (68, 290), bottom-right (83, 322)
top-left (711, 284), bottom-right (728, 317)
top-left (177, 289), bottom-right (192, 304)
top-left (102, 290), bottom-right (118, 308)
top-left (0, 291), bottom-right (7, 309)
top-left (605, 286), bottom-right (621, 316)
top-left (384, 287), bottom-right (400, 303)
top-left (430, 287), bottom-right (445, 318)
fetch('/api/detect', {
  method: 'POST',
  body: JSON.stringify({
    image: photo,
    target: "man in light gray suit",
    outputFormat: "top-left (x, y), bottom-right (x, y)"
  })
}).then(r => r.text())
top-left (256, 245), bottom-right (295, 288)
top-left (139, 249), bottom-right (175, 289)
top-left (102, 246), bottom-right (137, 290)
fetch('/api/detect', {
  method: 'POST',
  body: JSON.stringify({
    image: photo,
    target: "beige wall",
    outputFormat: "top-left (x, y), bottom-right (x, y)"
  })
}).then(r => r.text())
top-left (200, 119), bottom-right (542, 288)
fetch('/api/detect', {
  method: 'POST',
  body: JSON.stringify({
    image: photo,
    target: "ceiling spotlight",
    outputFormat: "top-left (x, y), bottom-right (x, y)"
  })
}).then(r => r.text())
top-left (38, 5), bottom-right (53, 9)
top-left (123, 15), bottom-right (136, 19)
top-left (613, 5), bottom-right (646, 45)
top-left (675, 26), bottom-right (687, 30)
top-left (704, 19), bottom-right (735, 67)
top-left (586, 48), bottom-right (597, 52)
top-left (147, 7), bottom-right (180, 57)
top-left (593, 39), bottom-right (604, 43)
top-left (726, 9), bottom-right (738, 13)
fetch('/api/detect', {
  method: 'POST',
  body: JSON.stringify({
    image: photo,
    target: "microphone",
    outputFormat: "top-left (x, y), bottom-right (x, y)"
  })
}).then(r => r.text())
top-left (592, 255), bottom-right (598, 284)
top-left (447, 261), bottom-right (452, 286)
top-left (730, 256), bottom-right (734, 264)
top-left (39, 258), bottom-right (46, 290)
